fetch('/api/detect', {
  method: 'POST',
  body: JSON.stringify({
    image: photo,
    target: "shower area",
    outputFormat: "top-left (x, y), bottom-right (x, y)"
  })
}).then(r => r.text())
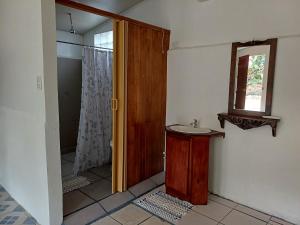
top-left (56, 5), bottom-right (115, 216)
top-left (59, 45), bottom-right (113, 180)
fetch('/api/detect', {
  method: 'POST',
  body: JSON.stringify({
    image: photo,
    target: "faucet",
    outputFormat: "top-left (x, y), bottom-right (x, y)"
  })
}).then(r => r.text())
top-left (190, 119), bottom-right (199, 128)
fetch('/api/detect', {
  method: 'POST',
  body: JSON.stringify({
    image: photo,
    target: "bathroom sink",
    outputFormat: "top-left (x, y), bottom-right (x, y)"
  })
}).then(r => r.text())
top-left (169, 125), bottom-right (212, 134)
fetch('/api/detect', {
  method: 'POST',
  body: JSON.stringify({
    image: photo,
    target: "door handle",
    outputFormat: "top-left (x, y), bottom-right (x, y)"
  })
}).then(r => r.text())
top-left (111, 99), bottom-right (118, 111)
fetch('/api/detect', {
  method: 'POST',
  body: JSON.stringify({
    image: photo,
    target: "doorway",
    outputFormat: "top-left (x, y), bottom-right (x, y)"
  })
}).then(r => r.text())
top-left (56, 4), bottom-right (118, 217)
top-left (55, 0), bottom-right (170, 223)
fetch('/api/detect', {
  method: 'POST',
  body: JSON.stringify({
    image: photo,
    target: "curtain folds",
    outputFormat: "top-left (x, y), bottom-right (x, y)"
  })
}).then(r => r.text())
top-left (74, 47), bottom-right (112, 175)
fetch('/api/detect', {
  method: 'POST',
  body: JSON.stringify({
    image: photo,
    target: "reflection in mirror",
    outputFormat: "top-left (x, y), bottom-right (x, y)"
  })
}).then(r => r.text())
top-left (234, 45), bottom-right (270, 112)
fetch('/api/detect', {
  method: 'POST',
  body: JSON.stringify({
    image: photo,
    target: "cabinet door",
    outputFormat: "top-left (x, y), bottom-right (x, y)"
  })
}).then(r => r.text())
top-left (190, 136), bottom-right (210, 204)
top-left (166, 134), bottom-right (190, 200)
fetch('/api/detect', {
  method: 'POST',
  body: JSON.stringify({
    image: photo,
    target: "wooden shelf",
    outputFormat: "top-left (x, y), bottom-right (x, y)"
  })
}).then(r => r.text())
top-left (217, 113), bottom-right (280, 137)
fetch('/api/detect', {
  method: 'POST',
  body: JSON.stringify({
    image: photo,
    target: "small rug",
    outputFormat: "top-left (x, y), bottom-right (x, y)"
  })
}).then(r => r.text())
top-left (63, 176), bottom-right (90, 193)
top-left (134, 191), bottom-right (193, 224)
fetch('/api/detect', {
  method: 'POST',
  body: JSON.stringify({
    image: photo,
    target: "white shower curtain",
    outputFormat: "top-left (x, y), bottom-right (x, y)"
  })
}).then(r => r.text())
top-left (74, 47), bottom-right (112, 175)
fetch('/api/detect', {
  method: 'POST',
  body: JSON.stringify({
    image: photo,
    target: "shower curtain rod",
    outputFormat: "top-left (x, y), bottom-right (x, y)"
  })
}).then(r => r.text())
top-left (56, 40), bottom-right (113, 51)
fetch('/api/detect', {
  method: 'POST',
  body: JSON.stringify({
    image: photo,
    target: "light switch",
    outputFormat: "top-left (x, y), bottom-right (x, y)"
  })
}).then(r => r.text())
top-left (37, 76), bottom-right (43, 90)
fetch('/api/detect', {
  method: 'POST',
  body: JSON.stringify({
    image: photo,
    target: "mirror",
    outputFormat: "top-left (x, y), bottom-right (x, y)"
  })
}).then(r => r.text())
top-left (228, 39), bottom-right (277, 116)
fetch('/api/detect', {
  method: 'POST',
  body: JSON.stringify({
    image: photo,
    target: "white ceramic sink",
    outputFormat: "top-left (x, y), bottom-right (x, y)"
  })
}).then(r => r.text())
top-left (169, 125), bottom-right (212, 134)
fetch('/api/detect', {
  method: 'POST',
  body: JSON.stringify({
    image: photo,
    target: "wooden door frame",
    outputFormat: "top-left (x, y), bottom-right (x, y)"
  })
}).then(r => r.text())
top-left (112, 20), bottom-right (127, 192)
top-left (55, 0), bottom-right (170, 193)
top-left (56, 0), bottom-right (170, 33)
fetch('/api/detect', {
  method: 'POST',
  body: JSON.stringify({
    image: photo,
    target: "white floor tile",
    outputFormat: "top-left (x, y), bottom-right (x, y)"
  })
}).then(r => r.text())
top-left (178, 211), bottom-right (218, 225)
top-left (92, 216), bottom-right (121, 225)
top-left (99, 191), bottom-right (134, 212)
top-left (64, 203), bottom-right (106, 225)
top-left (209, 194), bottom-right (238, 208)
top-left (235, 204), bottom-right (270, 222)
top-left (111, 204), bottom-right (151, 225)
top-left (222, 210), bottom-right (267, 225)
top-left (128, 179), bottom-right (156, 197)
top-left (193, 200), bottom-right (232, 221)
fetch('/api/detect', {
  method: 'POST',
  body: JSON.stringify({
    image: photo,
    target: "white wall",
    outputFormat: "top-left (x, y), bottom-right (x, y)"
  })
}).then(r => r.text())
top-left (56, 30), bottom-right (83, 59)
top-left (0, 1), bottom-right (62, 225)
top-left (123, 0), bottom-right (300, 223)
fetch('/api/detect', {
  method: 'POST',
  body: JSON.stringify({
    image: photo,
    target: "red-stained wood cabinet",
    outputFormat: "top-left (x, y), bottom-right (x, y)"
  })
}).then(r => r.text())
top-left (165, 128), bottom-right (224, 205)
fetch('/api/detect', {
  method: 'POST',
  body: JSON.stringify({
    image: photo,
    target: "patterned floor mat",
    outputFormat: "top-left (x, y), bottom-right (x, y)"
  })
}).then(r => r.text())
top-left (63, 176), bottom-right (90, 193)
top-left (134, 191), bottom-right (193, 224)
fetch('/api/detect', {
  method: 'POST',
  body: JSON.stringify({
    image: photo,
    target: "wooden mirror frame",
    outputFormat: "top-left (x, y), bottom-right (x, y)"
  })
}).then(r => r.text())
top-left (228, 38), bottom-right (278, 117)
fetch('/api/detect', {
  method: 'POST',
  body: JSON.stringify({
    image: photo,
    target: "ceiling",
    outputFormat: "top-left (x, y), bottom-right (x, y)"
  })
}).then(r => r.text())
top-left (56, 0), bottom-right (144, 34)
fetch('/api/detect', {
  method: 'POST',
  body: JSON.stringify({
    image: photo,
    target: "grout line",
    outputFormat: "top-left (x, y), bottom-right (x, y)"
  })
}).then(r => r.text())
top-left (267, 217), bottom-right (271, 224)
top-left (97, 201), bottom-right (108, 214)
top-left (136, 215), bottom-right (153, 225)
top-left (133, 203), bottom-right (175, 225)
top-left (192, 197), bottom-right (270, 224)
top-left (62, 169), bottom-right (163, 223)
top-left (127, 180), bottom-right (164, 198)
top-left (85, 213), bottom-right (108, 225)
top-left (210, 194), bottom-right (295, 225)
top-left (78, 189), bottom-right (100, 202)
top-left (191, 209), bottom-right (225, 223)
top-left (208, 198), bottom-right (236, 209)
top-left (148, 172), bottom-right (165, 186)
top-left (87, 169), bottom-right (112, 182)
top-left (84, 183), bottom-right (164, 225)
top-left (86, 202), bottom-right (136, 225)
top-left (233, 207), bottom-right (271, 223)
top-left (269, 217), bottom-right (295, 225)
top-left (109, 216), bottom-right (123, 225)
top-left (80, 188), bottom-right (114, 203)
top-left (231, 209), bottom-right (269, 224)
top-left (63, 188), bottom-right (113, 218)
top-left (220, 208), bottom-right (234, 223)
top-left (65, 181), bottom-right (294, 225)
top-left (209, 192), bottom-right (238, 208)
top-left (209, 193), bottom-right (272, 223)
top-left (127, 188), bottom-right (136, 197)
top-left (97, 202), bottom-right (108, 214)
top-left (74, 180), bottom-right (288, 225)
top-left (97, 190), bottom-right (135, 208)
top-left (208, 197), bottom-right (237, 209)
top-left (63, 201), bottom-right (98, 218)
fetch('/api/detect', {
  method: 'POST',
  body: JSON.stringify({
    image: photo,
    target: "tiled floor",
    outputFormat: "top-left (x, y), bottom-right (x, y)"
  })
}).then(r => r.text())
top-left (0, 185), bottom-right (39, 225)
top-left (61, 152), bottom-right (115, 218)
top-left (91, 188), bottom-right (295, 225)
top-left (1, 167), bottom-right (296, 225)
top-left (61, 152), bottom-right (295, 225)
top-left (63, 166), bottom-right (165, 225)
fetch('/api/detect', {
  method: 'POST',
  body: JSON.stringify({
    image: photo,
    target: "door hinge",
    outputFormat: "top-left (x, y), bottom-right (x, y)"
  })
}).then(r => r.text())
top-left (112, 99), bottom-right (118, 111)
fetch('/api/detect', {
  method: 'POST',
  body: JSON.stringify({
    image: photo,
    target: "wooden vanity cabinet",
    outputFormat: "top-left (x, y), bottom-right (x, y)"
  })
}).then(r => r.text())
top-left (165, 129), bottom-right (224, 205)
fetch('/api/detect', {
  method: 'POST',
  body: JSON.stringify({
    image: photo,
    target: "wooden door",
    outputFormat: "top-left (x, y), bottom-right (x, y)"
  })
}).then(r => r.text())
top-left (125, 21), bottom-right (170, 187)
top-left (165, 134), bottom-right (190, 201)
top-left (235, 55), bottom-right (249, 109)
